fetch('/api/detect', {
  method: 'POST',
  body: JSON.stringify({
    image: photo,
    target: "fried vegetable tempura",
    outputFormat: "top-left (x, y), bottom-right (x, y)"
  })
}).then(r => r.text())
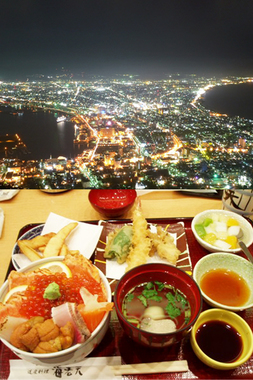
top-left (104, 204), bottom-right (181, 272)
top-left (148, 226), bottom-right (181, 265)
top-left (104, 225), bottom-right (133, 264)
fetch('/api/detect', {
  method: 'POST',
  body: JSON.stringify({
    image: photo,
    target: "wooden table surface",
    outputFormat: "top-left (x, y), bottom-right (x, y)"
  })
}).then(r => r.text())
top-left (0, 189), bottom-right (222, 286)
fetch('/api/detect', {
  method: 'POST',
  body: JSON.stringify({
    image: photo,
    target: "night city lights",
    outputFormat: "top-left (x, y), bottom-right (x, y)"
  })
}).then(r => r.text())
top-left (0, 74), bottom-right (253, 189)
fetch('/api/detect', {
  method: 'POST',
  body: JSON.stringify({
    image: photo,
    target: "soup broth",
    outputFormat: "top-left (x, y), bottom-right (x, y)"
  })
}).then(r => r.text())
top-left (122, 281), bottom-right (191, 332)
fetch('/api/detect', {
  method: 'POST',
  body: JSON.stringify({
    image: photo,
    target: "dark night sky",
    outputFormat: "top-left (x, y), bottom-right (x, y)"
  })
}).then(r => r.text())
top-left (1, 0), bottom-right (253, 80)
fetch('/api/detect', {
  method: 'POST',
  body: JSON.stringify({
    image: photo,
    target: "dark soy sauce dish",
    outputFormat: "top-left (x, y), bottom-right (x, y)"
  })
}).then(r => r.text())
top-left (196, 320), bottom-right (243, 363)
top-left (190, 308), bottom-right (253, 370)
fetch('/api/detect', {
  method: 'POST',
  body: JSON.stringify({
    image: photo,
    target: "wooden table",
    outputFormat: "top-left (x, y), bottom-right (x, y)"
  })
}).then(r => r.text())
top-left (0, 189), bottom-right (222, 286)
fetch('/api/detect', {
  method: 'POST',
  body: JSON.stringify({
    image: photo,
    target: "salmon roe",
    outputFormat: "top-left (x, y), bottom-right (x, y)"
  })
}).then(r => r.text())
top-left (20, 272), bottom-right (101, 320)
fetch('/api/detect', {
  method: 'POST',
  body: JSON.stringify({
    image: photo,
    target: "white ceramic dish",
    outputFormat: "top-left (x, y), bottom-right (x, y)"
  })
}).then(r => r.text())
top-left (0, 257), bottom-right (112, 366)
top-left (193, 252), bottom-right (253, 311)
top-left (191, 209), bottom-right (253, 253)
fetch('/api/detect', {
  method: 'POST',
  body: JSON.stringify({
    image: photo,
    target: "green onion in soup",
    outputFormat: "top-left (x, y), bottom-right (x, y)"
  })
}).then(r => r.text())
top-left (122, 281), bottom-right (191, 333)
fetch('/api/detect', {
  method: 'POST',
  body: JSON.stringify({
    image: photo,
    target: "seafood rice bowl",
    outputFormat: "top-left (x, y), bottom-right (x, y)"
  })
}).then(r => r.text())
top-left (0, 254), bottom-right (113, 366)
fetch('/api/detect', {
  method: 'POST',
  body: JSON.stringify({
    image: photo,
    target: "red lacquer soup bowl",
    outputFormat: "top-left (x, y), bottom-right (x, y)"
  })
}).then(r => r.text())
top-left (88, 189), bottom-right (137, 218)
top-left (114, 263), bottom-right (203, 348)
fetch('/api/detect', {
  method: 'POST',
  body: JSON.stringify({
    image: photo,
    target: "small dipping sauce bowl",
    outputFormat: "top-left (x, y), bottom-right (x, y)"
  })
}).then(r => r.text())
top-left (191, 308), bottom-right (253, 370)
top-left (193, 252), bottom-right (253, 311)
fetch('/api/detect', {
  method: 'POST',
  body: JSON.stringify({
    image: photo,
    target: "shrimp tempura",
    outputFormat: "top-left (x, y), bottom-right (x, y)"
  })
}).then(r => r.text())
top-left (126, 204), bottom-right (151, 272)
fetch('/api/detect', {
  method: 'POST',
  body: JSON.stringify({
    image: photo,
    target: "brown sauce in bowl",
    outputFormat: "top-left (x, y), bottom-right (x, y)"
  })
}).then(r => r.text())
top-left (200, 268), bottom-right (250, 307)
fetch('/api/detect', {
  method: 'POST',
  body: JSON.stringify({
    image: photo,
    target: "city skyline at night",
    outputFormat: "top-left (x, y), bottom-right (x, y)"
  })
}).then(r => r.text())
top-left (0, 73), bottom-right (253, 189)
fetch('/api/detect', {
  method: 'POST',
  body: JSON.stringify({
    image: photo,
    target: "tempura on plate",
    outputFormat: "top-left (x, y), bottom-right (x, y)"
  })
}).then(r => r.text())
top-left (104, 225), bottom-right (133, 264)
top-left (125, 205), bottom-right (152, 271)
top-left (148, 226), bottom-right (180, 265)
top-left (104, 203), bottom-right (181, 272)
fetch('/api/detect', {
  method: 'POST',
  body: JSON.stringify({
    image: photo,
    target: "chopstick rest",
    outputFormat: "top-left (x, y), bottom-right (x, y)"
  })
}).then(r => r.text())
top-left (112, 360), bottom-right (189, 375)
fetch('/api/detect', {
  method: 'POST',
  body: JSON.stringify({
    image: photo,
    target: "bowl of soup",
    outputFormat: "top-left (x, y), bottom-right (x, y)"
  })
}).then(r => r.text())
top-left (191, 209), bottom-right (253, 253)
top-left (191, 308), bottom-right (253, 370)
top-left (114, 263), bottom-right (203, 348)
top-left (193, 252), bottom-right (253, 311)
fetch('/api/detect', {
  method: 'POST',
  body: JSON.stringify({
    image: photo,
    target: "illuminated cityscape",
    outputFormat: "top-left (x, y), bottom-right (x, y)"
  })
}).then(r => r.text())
top-left (0, 74), bottom-right (253, 189)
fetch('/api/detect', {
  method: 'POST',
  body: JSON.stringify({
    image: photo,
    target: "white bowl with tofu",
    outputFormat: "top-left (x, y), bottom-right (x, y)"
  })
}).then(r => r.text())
top-left (191, 209), bottom-right (253, 253)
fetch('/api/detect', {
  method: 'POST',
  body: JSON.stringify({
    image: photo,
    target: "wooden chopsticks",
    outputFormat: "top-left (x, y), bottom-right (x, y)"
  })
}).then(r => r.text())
top-left (111, 360), bottom-right (189, 375)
